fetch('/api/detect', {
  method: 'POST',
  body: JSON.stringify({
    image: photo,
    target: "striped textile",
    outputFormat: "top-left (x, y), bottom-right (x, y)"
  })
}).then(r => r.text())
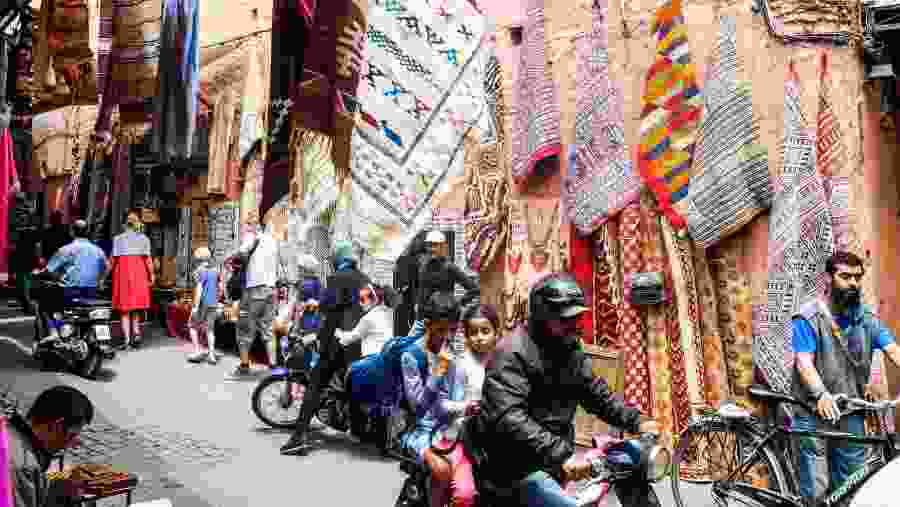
top-left (676, 16), bottom-right (772, 249)
top-left (511, 0), bottom-right (561, 186)
top-left (754, 62), bottom-right (834, 393)
top-left (636, 0), bottom-right (702, 230)
top-left (564, 0), bottom-right (642, 235)
top-left (95, 0), bottom-right (162, 140)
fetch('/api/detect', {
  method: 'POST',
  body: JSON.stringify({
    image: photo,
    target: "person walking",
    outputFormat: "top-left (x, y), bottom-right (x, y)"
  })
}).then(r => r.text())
top-left (110, 210), bottom-right (154, 349)
top-left (224, 224), bottom-right (281, 380)
top-left (187, 247), bottom-right (220, 364)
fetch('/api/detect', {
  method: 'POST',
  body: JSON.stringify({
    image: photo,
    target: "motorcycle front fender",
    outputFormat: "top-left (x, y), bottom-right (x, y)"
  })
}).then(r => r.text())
top-left (610, 479), bottom-right (661, 507)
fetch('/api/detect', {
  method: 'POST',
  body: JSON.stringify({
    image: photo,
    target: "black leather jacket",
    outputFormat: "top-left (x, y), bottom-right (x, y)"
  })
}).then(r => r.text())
top-left (472, 326), bottom-right (641, 484)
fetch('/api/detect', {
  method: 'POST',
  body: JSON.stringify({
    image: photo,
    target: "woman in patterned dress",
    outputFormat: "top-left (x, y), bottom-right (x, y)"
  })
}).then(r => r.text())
top-left (111, 210), bottom-right (154, 349)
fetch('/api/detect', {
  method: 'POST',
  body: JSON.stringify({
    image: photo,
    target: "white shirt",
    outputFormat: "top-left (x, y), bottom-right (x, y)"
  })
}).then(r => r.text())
top-left (241, 232), bottom-right (280, 289)
top-left (338, 306), bottom-right (393, 357)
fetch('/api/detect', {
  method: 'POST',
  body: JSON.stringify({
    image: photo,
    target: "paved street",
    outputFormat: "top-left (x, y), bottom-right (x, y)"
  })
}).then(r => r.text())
top-left (0, 300), bottom-right (711, 507)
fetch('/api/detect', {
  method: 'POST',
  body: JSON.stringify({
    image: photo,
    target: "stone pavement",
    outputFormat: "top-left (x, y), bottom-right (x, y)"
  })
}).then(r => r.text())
top-left (0, 303), bottom-right (712, 507)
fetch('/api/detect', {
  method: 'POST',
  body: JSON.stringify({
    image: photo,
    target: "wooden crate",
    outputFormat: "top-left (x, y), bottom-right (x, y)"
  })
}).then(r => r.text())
top-left (574, 346), bottom-right (624, 447)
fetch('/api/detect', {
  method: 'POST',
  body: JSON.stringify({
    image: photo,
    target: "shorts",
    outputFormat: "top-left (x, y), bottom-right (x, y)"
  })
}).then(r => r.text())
top-left (189, 306), bottom-right (218, 331)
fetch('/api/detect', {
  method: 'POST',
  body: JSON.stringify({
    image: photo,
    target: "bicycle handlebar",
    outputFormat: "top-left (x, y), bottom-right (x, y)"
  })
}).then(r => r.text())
top-left (833, 394), bottom-right (900, 413)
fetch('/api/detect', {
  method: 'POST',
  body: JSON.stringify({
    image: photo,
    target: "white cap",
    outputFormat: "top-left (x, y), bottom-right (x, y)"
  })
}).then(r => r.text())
top-left (425, 230), bottom-right (446, 243)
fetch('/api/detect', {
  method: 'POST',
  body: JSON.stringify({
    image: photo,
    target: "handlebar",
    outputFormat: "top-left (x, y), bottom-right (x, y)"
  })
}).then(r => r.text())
top-left (833, 394), bottom-right (900, 414)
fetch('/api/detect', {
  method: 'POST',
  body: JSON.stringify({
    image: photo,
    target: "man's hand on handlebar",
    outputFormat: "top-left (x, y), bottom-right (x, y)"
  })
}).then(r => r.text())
top-left (816, 392), bottom-right (840, 423)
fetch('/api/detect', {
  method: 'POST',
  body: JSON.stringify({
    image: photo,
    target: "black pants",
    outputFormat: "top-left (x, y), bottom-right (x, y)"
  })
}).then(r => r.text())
top-left (292, 327), bottom-right (361, 437)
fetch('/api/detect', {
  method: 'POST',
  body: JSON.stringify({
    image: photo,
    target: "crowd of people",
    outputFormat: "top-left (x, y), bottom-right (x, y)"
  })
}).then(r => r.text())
top-left (6, 210), bottom-right (900, 507)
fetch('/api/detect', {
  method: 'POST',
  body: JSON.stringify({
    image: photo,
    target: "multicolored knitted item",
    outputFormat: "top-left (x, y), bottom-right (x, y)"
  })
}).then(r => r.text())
top-left (511, 0), bottom-right (561, 186)
top-left (676, 16), bottom-right (772, 248)
top-left (754, 62), bottom-right (834, 393)
top-left (637, 0), bottom-right (702, 230)
top-left (564, 0), bottom-right (642, 235)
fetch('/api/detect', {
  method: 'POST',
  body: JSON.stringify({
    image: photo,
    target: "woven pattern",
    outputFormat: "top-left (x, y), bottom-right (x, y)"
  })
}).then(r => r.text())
top-left (510, 0), bottom-right (561, 186)
top-left (754, 62), bottom-right (834, 393)
top-left (662, 217), bottom-right (706, 412)
top-left (618, 204), bottom-right (650, 414)
top-left (348, 0), bottom-right (486, 260)
top-left (636, 0), bottom-right (702, 230)
top-left (693, 243), bottom-right (729, 408)
top-left (564, 0), bottom-right (642, 234)
top-left (176, 207), bottom-right (192, 288)
top-left (676, 16), bottom-right (772, 249)
top-left (594, 222), bottom-right (620, 349)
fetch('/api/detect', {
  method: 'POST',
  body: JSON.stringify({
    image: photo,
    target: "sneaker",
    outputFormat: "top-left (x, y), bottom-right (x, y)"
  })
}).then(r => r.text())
top-left (187, 353), bottom-right (205, 364)
top-left (206, 354), bottom-right (218, 365)
top-left (130, 336), bottom-right (142, 349)
top-left (280, 434), bottom-right (312, 456)
top-left (225, 365), bottom-right (253, 381)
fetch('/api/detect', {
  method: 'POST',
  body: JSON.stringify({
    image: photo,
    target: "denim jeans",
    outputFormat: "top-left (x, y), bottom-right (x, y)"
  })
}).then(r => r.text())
top-left (517, 471), bottom-right (577, 507)
top-left (793, 414), bottom-right (866, 499)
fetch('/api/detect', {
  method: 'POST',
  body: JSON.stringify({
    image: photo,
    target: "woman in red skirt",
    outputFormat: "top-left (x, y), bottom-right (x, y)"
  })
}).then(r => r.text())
top-left (111, 210), bottom-right (155, 349)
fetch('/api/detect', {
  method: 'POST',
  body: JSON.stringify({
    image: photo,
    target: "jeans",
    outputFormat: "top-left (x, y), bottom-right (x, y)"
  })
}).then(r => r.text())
top-left (517, 471), bottom-right (576, 507)
top-left (793, 414), bottom-right (866, 499)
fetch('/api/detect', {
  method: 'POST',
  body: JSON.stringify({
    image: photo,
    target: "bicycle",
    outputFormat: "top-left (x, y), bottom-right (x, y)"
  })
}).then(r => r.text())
top-left (671, 384), bottom-right (900, 507)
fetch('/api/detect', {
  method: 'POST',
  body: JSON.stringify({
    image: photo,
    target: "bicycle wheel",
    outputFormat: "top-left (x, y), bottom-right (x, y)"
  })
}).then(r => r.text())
top-left (671, 417), bottom-right (789, 507)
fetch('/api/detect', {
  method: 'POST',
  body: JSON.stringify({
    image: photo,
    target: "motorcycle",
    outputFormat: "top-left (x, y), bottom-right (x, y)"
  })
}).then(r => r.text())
top-left (393, 430), bottom-right (669, 507)
top-left (31, 272), bottom-right (116, 380)
top-left (251, 324), bottom-right (406, 454)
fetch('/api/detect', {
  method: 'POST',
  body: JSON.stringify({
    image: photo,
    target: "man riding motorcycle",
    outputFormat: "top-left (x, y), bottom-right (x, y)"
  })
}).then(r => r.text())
top-left (470, 273), bottom-right (660, 507)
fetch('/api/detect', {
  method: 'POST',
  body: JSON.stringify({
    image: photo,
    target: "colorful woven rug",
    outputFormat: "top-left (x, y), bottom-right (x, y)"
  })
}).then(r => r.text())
top-left (593, 221), bottom-right (621, 350)
top-left (348, 0), bottom-right (488, 260)
top-left (675, 16), bottom-right (772, 249)
top-left (510, 0), bottom-right (561, 186)
top-left (692, 243), bottom-right (729, 409)
top-left (754, 62), bottom-right (834, 393)
top-left (636, 0), bottom-right (702, 230)
top-left (618, 203), bottom-right (651, 415)
top-left (564, 0), bottom-right (642, 235)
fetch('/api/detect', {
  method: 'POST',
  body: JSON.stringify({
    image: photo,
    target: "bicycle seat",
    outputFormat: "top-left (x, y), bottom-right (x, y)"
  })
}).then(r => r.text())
top-left (69, 298), bottom-right (113, 308)
top-left (749, 385), bottom-right (803, 406)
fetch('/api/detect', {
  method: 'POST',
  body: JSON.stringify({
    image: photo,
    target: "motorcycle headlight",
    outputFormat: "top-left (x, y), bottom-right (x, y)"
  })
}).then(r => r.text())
top-left (644, 445), bottom-right (671, 482)
top-left (89, 309), bottom-right (111, 320)
top-left (59, 324), bottom-right (74, 338)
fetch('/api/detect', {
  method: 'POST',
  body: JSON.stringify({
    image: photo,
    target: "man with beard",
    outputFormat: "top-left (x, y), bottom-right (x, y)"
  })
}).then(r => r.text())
top-left (792, 251), bottom-right (900, 503)
top-left (471, 273), bottom-right (659, 507)
top-left (280, 240), bottom-right (372, 455)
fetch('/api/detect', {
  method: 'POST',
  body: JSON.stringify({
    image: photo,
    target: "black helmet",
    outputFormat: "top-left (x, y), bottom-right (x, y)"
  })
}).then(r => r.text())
top-left (528, 273), bottom-right (589, 326)
top-left (420, 292), bottom-right (460, 321)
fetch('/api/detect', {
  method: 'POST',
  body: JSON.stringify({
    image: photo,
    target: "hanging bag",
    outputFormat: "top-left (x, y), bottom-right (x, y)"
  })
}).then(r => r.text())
top-left (625, 272), bottom-right (666, 306)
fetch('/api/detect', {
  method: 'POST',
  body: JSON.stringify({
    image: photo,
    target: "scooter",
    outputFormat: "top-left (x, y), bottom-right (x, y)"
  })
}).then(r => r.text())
top-left (393, 429), bottom-right (669, 507)
top-left (31, 272), bottom-right (116, 379)
top-left (251, 325), bottom-right (404, 454)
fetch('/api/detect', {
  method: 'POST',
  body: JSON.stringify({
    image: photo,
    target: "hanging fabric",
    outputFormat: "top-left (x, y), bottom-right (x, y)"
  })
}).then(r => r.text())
top-left (464, 47), bottom-right (510, 273)
top-left (239, 31), bottom-right (270, 161)
top-left (109, 142), bottom-right (132, 237)
top-left (594, 221), bottom-right (621, 350)
top-left (675, 16), bottom-right (772, 249)
top-left (569, 223), bottom-right (595, 344)
top-left (502, 202), bottom-right (528, 331)
top-left (0, 415), bottom-right (12, 507)
top-left (510, 0), bottom-right (560, 187)
top-left (269, 0), bottom-right (307, 160)
top-left (754, 61), bottom-right (834, 394)
top-left (0, 130), bottom-right (17, 280)
top-left (639, 194), bottom-right (688, 434)
top-left (95, 0), bottom-right (162, 141)
top-left (208, 90), bottom-right (241, 195)
top-left (175, 206), bottom-right (192, 288)
top-left (151, 0), bottom-right (199, 163)
top-left (636, 0), bottom-right (702, 230)
top-left (618, 202), bottom-right (651, 415)
top-left (692, 243), bottom-right (729, 409)
top-left (564, 0), bottom-right (642, 235)
top-left (32, 0), bottom-right (97, 109)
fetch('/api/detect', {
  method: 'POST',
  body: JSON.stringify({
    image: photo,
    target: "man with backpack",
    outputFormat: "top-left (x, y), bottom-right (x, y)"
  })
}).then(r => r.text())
top-left (280, 240), bottom-right (372, 455)
top-left (223, 224), bottom-right (282, 381)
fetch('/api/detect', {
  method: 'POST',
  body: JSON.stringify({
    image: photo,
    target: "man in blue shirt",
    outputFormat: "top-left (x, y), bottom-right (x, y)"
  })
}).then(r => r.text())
top-left (791, 251), bottom-right (900, 503)
top-left (46, 220), bottom-right (110, 304)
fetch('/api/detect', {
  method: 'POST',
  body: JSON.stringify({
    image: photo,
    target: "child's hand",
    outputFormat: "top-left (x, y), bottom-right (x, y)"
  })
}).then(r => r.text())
top-left (432, 350), bottom-right (451, 377)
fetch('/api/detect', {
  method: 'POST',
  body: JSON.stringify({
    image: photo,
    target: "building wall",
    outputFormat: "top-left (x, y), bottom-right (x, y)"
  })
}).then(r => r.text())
top-left (480, 0), bottom-right (900, 387)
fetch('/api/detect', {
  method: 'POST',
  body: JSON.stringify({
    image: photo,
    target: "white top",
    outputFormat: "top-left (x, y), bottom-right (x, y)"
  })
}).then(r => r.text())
top-left (338, 306), bottom-right (393, 357)
top-left (240, 232), bottom-right (280, 289)
top-left (442, 350), bottom-right (487, 441)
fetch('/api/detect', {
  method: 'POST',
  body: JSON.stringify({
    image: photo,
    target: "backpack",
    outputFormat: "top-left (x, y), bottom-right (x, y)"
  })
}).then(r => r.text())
top-left (349, 325), bottom-right (427, 409)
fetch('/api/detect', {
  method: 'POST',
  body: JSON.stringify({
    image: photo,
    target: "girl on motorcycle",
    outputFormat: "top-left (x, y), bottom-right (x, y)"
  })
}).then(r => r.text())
top-left (335, 284), bottom-right (394, 357)
top-left (429, 304), bottom-right (501, 507)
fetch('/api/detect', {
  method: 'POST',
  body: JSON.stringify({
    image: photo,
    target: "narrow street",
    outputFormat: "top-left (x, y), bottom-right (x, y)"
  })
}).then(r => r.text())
top-left (0, 300), bottom-right (708, 507)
